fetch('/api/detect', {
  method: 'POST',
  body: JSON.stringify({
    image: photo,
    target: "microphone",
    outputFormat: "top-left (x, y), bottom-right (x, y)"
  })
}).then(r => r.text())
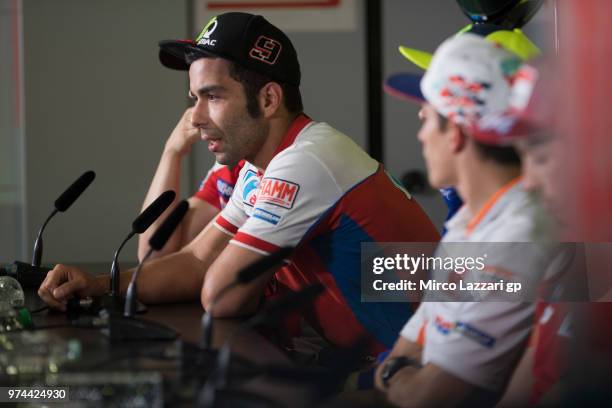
top-left (102, 190), bottom-right (176, 314)
top-left (124, 200), bottom-right (189, 317)
top-left (198, 283), bottom-right (324, 407)
top-left (110, 190), bottom-right (176, 296)
top-left (236, 246), bottom-right (294, 284)
top-left (32, 170), bottom-right (96, 267)
top-left (13, 171), bottom-right (96, 288)
top-left (106, 200), bottom-right (188, 343)
top-left (201, 246), bottom-right (293, 349)
top-left (131, 190), bottom-right (178, 235)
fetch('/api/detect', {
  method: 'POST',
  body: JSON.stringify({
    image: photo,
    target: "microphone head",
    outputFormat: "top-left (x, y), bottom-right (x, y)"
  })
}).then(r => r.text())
top-left (132, 190), bottom-right (176, 233)
top-left (54, 170), bottom-right (96, 212)
top-left (148, 200), bottom-right (189, 251)
top-left (237, 247), bottom-right (294, 284)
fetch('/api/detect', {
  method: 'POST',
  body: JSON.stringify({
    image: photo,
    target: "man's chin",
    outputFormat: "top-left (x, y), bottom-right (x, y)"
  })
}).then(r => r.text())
top-left (214, 154), bottom-right (240, 167)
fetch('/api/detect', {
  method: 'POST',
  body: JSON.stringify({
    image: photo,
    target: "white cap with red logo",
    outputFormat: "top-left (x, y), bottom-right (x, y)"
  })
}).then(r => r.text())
top-left (421, 33), bottom-right (538, 145)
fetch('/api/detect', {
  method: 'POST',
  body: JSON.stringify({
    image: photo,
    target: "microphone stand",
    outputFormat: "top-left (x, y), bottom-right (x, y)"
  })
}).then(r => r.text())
top-left (102, 189), bottom-right (176, 315)
top-left (111, 232), bottom-right (134, 297)
top-left (101, 231), bottom-right (147, 314)
top-left (13, 210), bottom-right (59, 288)
top-left (105, 201), bottom-right (190, 342)
top-left (105, 247), bottom-right (176, 342)
top-left (201, 247), bottom-right (294, 350)
top-left (32, 209), bottom-right (57, 267)
top-left (198, 284), bottom-right (323, 408)
top-left (197, 321), bottom-right (279, 408)
top-left (200, 281), bottom-right (240, 349)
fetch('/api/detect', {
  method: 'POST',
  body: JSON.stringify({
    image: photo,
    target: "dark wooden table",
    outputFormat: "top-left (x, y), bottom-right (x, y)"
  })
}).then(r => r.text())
top-left (5, 262), bottom-right (385, 406)
top-left (13, 281), bottom-right (315, 406)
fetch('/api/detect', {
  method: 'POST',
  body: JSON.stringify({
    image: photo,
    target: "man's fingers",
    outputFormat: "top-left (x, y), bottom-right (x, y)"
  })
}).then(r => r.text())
top-left (44, 264), bottom-right (69, 292)
top-left (37, 286), bottom-right (66, 311)
top-left (52, 279), bottom-right (85, 301)
top-left (37, 264), bottom-right (86, 310)
top-left (37, 265), bottom-right (70, 310)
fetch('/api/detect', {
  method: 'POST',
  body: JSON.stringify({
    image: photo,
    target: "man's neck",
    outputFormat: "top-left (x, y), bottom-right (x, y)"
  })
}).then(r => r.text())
top-left (456, 159), bottom-right (521, 217)
top-left (251, 113), bottom-right (299, 171)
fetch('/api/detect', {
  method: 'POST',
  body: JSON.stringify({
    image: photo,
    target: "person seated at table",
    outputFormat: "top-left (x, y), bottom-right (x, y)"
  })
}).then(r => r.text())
top-left (38, 12), bottom-right (439, 357)
top-left (376, 33), bottom-right (552, 406)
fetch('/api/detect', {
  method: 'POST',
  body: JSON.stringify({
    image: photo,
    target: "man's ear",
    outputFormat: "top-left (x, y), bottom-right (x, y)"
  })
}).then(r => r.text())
top-left (448, 120), bottom-right (467, 154)
top-left (259, 82), bottom-right (283, 118)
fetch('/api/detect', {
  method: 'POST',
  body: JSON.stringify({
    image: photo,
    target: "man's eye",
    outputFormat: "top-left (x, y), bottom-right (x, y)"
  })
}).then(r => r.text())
top-left (207, 94), bottom-right (219, 101)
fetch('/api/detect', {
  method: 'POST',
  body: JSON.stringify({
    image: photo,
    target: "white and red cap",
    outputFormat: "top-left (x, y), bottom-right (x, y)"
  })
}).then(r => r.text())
top-left (469, 60), bottom-right (552, 145)
top-left (421, 33), bottom-right (538, 144)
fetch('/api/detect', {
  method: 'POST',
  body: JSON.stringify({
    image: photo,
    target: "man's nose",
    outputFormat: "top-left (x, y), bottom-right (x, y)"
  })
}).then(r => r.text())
top-left (190, 101), bottom-right (209, 128)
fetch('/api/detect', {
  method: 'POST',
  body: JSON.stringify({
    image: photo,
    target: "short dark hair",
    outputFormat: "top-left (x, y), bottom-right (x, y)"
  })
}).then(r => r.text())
top-left (227, 61), bottom-right (303, 118)
top-left (436, 112), bottom-right (521, 166)
top-left (472, 140), bottom-right (521, 166)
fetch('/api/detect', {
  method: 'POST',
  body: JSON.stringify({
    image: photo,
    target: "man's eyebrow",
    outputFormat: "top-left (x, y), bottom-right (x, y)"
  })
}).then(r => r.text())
top-left (190, 85), bottom-right (226, 97)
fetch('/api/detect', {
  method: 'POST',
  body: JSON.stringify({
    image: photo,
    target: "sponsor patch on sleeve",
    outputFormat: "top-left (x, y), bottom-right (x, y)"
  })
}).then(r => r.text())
top-left (216, 178), bottom-right (234, 202)
top-left (434, 315), bottom-right (496, 348)
top-left (242, 170), bottom-right (260, 207)
top-left (252, 208), bottom-right (282, 225)
top-left (257, 177), bottom-right (300, 209)
top-left (456, 321), bottom-right (496, 348)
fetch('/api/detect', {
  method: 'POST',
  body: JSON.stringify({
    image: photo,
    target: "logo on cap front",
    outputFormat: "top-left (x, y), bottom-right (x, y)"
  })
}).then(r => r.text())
top-left (249, 36), bottom-right (282, 65)
top-left (196, 17), bottom-right (218, 47)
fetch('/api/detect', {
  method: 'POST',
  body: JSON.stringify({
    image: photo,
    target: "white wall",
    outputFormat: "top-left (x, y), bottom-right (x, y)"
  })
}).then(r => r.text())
top-left (23, 0), bottom-right (190, 264)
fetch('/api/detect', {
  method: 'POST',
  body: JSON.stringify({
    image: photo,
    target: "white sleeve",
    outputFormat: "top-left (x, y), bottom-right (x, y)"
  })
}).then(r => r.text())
top-left (422, 301), bottom-right (535, 392)
top-left (400, 304), bottom-right (428, 343)
top-left (230, 150), bottom-right (341, 254)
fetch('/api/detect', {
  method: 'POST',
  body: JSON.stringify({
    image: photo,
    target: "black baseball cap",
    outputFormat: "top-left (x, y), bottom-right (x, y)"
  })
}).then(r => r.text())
top-left (159, 12), bottom-right (301, 86)
top-left (456, 0), bottom-right (543, 28)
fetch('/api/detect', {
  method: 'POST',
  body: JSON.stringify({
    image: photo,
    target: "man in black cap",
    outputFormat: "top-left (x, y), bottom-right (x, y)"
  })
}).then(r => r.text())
top-left (135, 108), bottom-right (245, 261)
top-left (38, 12), bottom-right (439, 356)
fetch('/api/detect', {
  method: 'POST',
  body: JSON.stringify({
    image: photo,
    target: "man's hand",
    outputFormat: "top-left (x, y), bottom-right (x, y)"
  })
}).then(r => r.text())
top-left (385, 365), bottom-right (423, 407)
top-left (163, 108), bottom-right (199, 157)
top-left (37, 265), bottom-right (107, 311)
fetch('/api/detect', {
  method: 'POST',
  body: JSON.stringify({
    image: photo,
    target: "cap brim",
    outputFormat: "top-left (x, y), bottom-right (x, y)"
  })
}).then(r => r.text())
top-left (398, 46), bottom-right (433, 70)
top-left (471, 117), bottom-right (544, 146)
top-left (158, 39), bottom-right (215, 71)
top-left (383, 73), bottom-right (425, 103)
